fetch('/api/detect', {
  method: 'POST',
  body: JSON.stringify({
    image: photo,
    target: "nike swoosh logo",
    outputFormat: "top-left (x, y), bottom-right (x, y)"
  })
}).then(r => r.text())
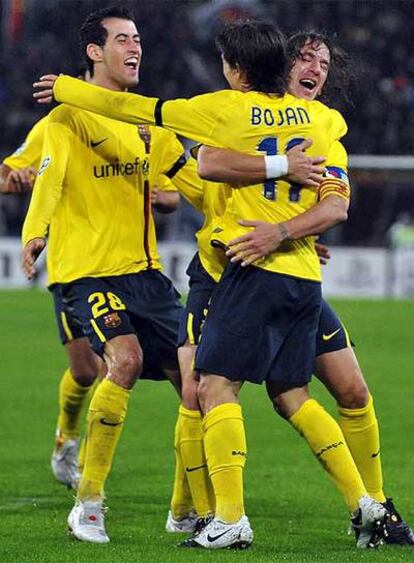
top-left (207, 530), bottom-right (230, 542)
top-left (100, 417), bottom-right (122, 427)
top-left (371, 450), bottom-right (380, 458)
top-left (322, 328), bottom-right (341, 341)
top-left (90, 138), bottom-right (108, 148)
top-left (186, 464), bottom-right (207, 473)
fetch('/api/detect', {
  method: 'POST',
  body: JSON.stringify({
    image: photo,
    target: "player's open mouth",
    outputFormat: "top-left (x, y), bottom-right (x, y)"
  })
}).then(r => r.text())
top-left (124, 56), bottom-right (139, 70)
top-left (299, 79), bottom-right (317, 91)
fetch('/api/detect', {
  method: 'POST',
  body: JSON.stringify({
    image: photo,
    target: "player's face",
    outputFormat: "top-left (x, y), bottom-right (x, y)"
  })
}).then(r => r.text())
top-left (99, 17), bottom-right (142, 90)
top-left (289, 40), bottom-right (330, 101)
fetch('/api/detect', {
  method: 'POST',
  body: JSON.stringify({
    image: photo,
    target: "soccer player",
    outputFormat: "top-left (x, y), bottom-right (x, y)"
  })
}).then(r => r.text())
top-left (192, 31), bottom-right (414, 546)
top-left (32, 20), bottom-right (388, 549)
top-left (167, 136), bottom-right (325, 537)
top-left (1, 110), bottom-right (182, 494)
top-left (22, 7), bottom-right (199, 544)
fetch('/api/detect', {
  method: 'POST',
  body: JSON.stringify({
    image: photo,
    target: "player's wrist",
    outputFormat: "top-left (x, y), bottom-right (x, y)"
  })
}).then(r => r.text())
top-left (264, 155), bottom-right (288, 179)
top-left (278, 221), bottom-right (291, 241)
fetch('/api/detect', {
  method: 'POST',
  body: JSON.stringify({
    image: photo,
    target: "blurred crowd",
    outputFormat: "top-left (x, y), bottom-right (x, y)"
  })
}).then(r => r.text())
top-left (1, 0), bottom-right (414, 243)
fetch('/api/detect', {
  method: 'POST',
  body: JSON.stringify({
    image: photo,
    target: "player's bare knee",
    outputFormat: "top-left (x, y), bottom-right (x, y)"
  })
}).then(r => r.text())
top-left (181, 378), bottom-right (199, 410)
top-left (267, 383), bottom-right (309, 420)
top-left (110, 348), bottom-right (143, 388)
top-left (70, 369), bottom-right (97, 387)
top-left (338, 380), bottom-right (370, 409)
top-left (197, 373), bottom-right (239, 414)
top-left (270, 395), bottom-right (291, 420)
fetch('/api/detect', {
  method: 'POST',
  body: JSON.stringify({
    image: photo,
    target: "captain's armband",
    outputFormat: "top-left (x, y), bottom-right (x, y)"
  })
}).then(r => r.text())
top-left (319, 167), bottom-right (350, 201)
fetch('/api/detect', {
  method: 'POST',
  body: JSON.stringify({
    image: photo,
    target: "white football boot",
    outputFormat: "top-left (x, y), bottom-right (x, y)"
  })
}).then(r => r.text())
top-left (68, 499), bottom-right (109, 544)
top-left (351, 496), bottom-right (388, 548)
top-left (180, 515), bottom-right (253, 549)
top-left (51, 437), bottom-right (80, 490)
top-left (165, 510), bottom-right (198, 533)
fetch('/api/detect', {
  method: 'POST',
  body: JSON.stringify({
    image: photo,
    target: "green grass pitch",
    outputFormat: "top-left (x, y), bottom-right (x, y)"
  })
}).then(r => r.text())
top-left (0, 289), bottom-right (413, 562)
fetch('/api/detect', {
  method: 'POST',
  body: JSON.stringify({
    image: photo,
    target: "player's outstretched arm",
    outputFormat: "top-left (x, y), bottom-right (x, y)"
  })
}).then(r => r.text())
top-left (22, 238), bottom-right (46, 280)
top-left (0, 164), bottom-right (36, 194)
top-left (34, 74), bottom-right (161, 126)
top-left (34, 75), bottom-right (227, 146)
top-left (197, 139), bottom-right (325, 187)
top-left (226, 194), bottom-right (348, 266)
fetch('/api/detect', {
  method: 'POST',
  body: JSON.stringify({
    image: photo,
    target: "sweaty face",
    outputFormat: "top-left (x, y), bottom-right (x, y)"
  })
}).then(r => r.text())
top-left (289, 40), bottom-right (330, 101)
top-left (99, 17), bottom-right (142, 90)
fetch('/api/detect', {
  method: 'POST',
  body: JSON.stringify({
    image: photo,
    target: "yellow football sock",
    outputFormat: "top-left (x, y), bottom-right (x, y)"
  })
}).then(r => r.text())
top-left (170, 413), bottom-right (193, 520)
top-left (78, 378), bottom-right (130, 500)
top-left (178, 406), bottom-right (215, 518)
top-left (77, 380), bottom-right (101, 472)
top-left (203, 403), bottom-right (246, 523)
top-left (57, 368), bottom-right (93, 440)
top-left (290, 399), bottom-right (366, 512)
top-left (78, 436), bottom-right (87, 474)
top-left (338, 395), bottom-right (386, 503)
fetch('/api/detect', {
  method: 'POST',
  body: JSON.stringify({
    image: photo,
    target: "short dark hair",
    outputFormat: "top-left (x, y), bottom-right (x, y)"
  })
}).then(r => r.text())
top-left (288, 31), bottom-right (352, 106)
top-left (215, 20), bottom-right (288, 95)
top-left (79, 6), bottom-right (136, 76)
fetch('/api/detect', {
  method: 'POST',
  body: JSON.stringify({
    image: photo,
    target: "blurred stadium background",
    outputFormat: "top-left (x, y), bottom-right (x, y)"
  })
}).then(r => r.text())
top-left (0, 0), bottom-right (414, 296)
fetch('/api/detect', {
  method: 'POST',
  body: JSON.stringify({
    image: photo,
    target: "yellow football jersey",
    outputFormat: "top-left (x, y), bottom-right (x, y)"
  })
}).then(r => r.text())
top-left (54, 77), bottom-right (349, 281)
top-left (169, 157), bottom-right (204, 213)
top-left (22, 105), bottom-right (185, 285)
top-left (3, 115), bottom-right (49, 170)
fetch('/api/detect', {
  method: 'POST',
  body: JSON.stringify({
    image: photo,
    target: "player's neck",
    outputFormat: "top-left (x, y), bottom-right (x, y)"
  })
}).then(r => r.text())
top-left (89, 74), bottom-right (127, 92)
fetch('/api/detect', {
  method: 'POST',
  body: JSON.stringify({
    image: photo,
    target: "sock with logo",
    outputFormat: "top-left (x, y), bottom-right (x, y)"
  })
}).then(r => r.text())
top-left (289, 399), bottom-right (366, 512)
top-left (170, 411), bottom-right (193, 520)
top-left (78, 378), bottom-right (130, 500)
top-left (338, 395), bottom-right (386, 503)
top-left (57, 368), bottom-right (94, 440)
top-left (203, 403), bottom-right (246, 523)
top-left (177, 405), bottom-right (215, 518)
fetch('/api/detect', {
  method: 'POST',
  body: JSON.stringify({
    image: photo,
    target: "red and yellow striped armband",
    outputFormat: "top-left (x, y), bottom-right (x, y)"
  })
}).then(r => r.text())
top-left (319, 178), bottom-right (351, 201)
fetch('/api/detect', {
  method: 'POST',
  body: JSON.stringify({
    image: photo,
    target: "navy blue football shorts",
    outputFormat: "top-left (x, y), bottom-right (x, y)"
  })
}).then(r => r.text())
top-left (58, 270), bottom-right (183, 378)
top-left (195, 262), bottom-right (321, 386)
top-left (315, 299), bottom-right (353, 356)
top-left (51, 283), bottom-right (86, 345)
top-left (177, 252), bottom-right (217, 347)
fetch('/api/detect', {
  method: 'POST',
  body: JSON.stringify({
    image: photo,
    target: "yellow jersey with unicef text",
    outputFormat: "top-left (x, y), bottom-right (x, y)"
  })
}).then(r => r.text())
top-left (3, 115), bottom-right (49, 170)
top-left (22, 104), bottom-right (185, 285)
top-left (53, 77), bottom-right (349, 281)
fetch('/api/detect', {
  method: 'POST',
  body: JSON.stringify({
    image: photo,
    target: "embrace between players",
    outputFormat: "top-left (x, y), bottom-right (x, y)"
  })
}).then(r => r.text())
top-left (4, 5), bottom-right (411, 551)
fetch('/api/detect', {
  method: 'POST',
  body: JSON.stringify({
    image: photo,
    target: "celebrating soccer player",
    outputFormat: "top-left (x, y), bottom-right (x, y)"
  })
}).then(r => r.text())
top-left (191, 31), bottom-right (414, 547)
top-left (32, 20), bottom-right (392, 550)
top-left (22, 7), bottom-right (200, 544)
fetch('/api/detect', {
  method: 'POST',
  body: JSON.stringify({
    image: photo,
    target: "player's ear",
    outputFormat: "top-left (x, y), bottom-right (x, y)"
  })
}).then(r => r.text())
top-left (86, 43), bottom-right (103, 64)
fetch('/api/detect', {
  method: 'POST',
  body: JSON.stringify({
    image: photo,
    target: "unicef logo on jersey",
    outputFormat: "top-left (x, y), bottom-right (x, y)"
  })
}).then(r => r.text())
top-left (38, 156), bottom-right (52, 176)
top-left (93, 157), bottom-right (143, 179)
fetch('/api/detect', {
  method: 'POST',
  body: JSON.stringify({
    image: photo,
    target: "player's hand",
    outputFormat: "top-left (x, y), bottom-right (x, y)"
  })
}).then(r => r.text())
top-left (315, 242), bottom-right (331, 265)
top-left (5, 167), bottom-right (36, 193)
top-left (286, 139), bottom-right (325, 187)
top-left (226, 219), bottom-right (287, 266)
top-left (33, 74), bottom-right (59, 104)
top-left (150, 186), bottom-right (159, 205)
top-left (22, 238), bottom-right (46, 280)
top-left (151, 186), bottom-right (180, 213)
